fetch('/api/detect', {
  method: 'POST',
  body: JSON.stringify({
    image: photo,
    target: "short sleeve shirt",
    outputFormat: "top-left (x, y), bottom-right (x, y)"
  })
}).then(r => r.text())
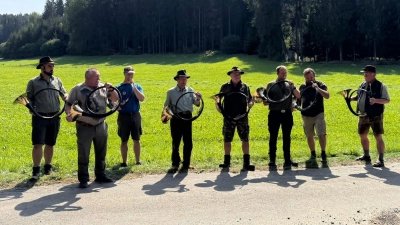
top-left (299, 80), bottom-right (328, 117)
top-left (116, 83), bottom-right (143, 113)
top-left (164, 86), bottom-right (197, 113)
top-left (219, 80), bottom-right (252, 117)
top-left (66, 82), bottom-right (108, 125)
top-left (357, 81), bottom-right (390, 113)
top-left (266, 80), bottom-right (293, 111)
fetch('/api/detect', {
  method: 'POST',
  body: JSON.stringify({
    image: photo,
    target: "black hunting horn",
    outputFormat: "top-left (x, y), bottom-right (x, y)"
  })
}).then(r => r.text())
top-left (161, 91), bottom-right (204, 123)
top-left (69, 85), bottom-right (122, 121)
top-left (14, 88), bottom-right (65, 119)
top-left (337, 87), bottom-right (371, 117)
top-left (253, 80), bottom-right (293, 104)
top-left (211, 92), bottom-right (251, 121)
top-left (292, 82), bottom-right (318, 112)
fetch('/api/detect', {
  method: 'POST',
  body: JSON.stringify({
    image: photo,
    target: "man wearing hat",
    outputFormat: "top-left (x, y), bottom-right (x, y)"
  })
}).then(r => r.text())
top-left (350, 65), bottom-right (390, 167)
top-left (163, 70), bottom-right (202, 173)
top-left (116, 66), bottom-right (145, 167)
top-left (25, 56), bottom-right (68, 182)
top-left (216, 66), bottom-right (255, 171)
top-left (264, 65), bottom-right (300, 170)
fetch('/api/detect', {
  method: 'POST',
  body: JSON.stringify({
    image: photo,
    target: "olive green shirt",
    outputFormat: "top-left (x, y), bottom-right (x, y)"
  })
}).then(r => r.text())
top-left (26, 75), bottom-right (67, 113)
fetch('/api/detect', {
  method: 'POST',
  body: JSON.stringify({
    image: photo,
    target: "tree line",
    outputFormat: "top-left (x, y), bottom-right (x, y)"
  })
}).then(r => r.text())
top-left (1, 0), bottom-right (400, 62)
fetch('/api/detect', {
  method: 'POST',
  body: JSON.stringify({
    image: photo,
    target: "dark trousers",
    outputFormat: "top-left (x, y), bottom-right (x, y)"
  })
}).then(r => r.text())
top-left (76, 122), bottom-right (108, 183)
top-left (268, 110), bottom-right (293, 162)
top-left (170, 113), bottom-right (193, 167)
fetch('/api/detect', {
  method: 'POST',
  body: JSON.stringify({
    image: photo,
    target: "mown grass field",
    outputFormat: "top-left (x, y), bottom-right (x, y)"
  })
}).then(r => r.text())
top-left (1, 54), bottom-right (399, 188)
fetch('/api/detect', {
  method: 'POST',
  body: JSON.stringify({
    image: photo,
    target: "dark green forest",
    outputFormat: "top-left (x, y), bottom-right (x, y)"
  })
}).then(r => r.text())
top-left (1, 0), bottom-right (400, 62)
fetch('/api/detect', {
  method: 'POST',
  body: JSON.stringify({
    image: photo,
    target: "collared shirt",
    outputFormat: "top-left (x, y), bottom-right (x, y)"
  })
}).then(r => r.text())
top-left (163, 86), bottom-right (197, 113)
top-left (266, 79), bottom-right (293, 111)
top-left (26, 74), bottom-right (67, 113)
top-left (357, 79), bottom-right (390, 114)
top-left (67, 82), bottom-right (108, 125)
top-left (116, 82), bottom-right (143, 113)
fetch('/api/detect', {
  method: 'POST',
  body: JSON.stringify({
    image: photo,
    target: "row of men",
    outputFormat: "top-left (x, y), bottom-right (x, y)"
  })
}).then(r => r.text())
top-left (26, 56), bottom-right (390, 188)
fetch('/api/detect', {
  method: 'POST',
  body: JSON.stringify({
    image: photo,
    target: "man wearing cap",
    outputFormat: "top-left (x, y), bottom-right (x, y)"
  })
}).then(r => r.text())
top-left (116, 66), bottom-right (145, 167)
top-left (350, 65), bottom-right (390, 167)
top-left (163, 70), bottom-right (202, 173)
top-left (65, 68), bottom-right (119, 188)
top-left (216, 66), bottom-right (255, 171)
top-left (264, 65), bottom-right (300, 170)
top-left (25, 56), bottom-right (68, 182)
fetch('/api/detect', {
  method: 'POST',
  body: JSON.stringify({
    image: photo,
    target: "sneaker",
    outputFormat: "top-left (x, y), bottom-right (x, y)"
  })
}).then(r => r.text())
top-left (29, 166), bottom-right (40, 182)
top-left (44, 164), bottom-right (53, 175)
top-left (372, 160), bottom-right (384, 167)
top-left (94, 175), bottom-right (113, 183)
top-left (28, 175), bottom-right (40, 183)
top-left (120, 163), bottom-right (128, 167)
top-left (355, 155), bottom-right (371, 162)
top-left (305, 156), bottom-right (318, 169)
top-left (79, 182), bottom-right (89, 188)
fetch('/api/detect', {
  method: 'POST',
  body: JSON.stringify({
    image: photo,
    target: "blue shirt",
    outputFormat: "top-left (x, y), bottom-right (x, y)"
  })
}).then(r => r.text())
top-left (116, 83), bottom-right (143, 113)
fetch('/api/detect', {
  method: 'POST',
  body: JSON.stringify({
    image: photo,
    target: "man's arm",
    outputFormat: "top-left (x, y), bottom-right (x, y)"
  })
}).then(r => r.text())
top-left (134, 84), bottom-right (145, 102)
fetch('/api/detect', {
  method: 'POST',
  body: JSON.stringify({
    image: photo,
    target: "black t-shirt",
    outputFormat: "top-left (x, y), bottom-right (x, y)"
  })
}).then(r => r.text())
top-left (299, 80), bottom-right (327, 117)
top-left (219, 80), bottom-right (252, 118)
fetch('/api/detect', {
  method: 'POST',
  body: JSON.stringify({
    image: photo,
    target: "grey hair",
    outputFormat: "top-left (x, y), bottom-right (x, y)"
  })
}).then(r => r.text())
top-left (85, 68), bottom-right (99, 78)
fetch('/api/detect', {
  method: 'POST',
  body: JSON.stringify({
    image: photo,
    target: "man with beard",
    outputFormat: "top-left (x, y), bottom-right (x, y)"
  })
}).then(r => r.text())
top-left (26, 56), bottom-right (68, 182)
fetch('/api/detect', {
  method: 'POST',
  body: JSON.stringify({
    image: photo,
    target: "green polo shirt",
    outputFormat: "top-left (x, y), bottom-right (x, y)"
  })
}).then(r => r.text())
top-left (26, 74), bottom-right (67, 113)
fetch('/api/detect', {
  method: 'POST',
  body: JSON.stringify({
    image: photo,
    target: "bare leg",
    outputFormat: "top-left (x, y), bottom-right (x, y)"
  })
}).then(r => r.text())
top-left (43, 145), bottom-right (54, 165)
top-left (242, 141), bottom-right (249, 154)
top-left (133, 140), bottom-right (141, 163)
top-left (120, 141), bottom-right (128, 163)
top-left (224, 142), bottom-right (231, 155)
top-left (32, 144), bottom-right (43, 166)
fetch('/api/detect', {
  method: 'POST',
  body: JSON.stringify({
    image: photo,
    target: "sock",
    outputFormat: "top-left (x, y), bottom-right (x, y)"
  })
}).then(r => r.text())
top-left (321, 150), bottom-right (326, 159)
top-left (311, 151), bottom-right (316, 157)
top-left (379, 153), bottom-right (384, 162)
top-left (363, 149), bottom-right (370, 157)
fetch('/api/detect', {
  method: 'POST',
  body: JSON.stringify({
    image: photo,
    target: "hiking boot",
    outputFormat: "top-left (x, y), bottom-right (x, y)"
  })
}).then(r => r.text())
top-left (372, 160), bottom-right (384, 167)
top-left (242, 154), bottom-right (255, 171)
top-left (305, 156), bottom-right (318, 169)
top-left (79, 182), bottom-right (89, 188)
top-left (219, 155), bottom-right (231, 168)
top-left (355, 155), bottom-right (371, 162)
top-left (120, 162), bottom-right (128, 167)
top-left (29, 166), bottom-right (40, 182)
top-left (94, 175), bottom-right (113, 183)
top-left (44, 164), bottom-right (53, 175)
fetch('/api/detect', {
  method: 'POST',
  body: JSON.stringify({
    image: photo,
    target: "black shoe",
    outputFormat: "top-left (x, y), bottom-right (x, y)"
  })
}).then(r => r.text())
top-left (136, 162), bottom-right (142, 165)
top-left (372, 160), bottom-right (384, 167)
top-left (242, 164), bottom-right (255, 171)
top-left (285, 160), bottom-right (298, 167)
top-left (44, 164), bottom-right (53, 175)
top-left (94, 175), bottom-right (113, 183)
top-left (79, 182), bottom-right (89, 188)
top-left (168, 166), bottom-right (179, 174)
top-left (268, 161), bottom-right (277, 167)
top-left (29, 166), bottom-right (41, 182)
top-left (305, 156), bottom-right (318, 169)
top-left (120, 163), bottom-right (128, 167)
top-left (355, 155), bottom-right (371, 162)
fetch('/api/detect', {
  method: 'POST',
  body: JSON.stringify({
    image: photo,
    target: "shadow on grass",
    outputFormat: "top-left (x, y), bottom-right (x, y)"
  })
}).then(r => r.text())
top-left (110, 164), bottom-right (133, 181)
top-left (194, 169), bottom-right (249, 192)
top-left (14, 182), bottom-right (116, 216)
top-left (348, 165), bottom-right (400, 186)
top-left (141, 172), bottom-right (188, 196)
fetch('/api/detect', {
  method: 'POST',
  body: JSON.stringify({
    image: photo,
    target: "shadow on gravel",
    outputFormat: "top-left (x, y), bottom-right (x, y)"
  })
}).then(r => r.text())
top-left (249, 170), bottom-right (306, 188)
top-left (142, 172), bottom-right (188, 196)
top-left (14, 182), bottom-right (116, 216)
top-left (0, 181), bottom-right (35, 203)
top-left (349, 166), bottom-right (400, 187)
top-left (194, 170), bottom-right (249, 192)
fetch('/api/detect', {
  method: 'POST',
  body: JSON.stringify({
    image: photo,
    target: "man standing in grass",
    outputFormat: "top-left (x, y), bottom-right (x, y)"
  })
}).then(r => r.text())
top-left (216, 67), bottom-right (255, 171)
top-left (298, 68), bottom-right (330, 168)
top-left (163, 70), bottom-right (202, 173)
top-left (264, 65), bottom-right (300, 170)
top-left (65, 68), bottom-right (119, 188)
top-left (116, 66), bottom-right (145, 167)
top-left (351, 65), bottom-right (390, 167)
top-left (26, 56), bottom-right (68, 182)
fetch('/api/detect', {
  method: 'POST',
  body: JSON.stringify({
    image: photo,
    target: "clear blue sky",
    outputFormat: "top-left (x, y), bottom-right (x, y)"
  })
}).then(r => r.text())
top-left (0, 0), bottom-right (47, 15)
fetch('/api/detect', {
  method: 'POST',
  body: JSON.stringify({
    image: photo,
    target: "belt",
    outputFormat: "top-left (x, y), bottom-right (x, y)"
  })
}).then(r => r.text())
top-left (178, 111), bottom-right (191, 115)
top-left (76, 120), bottom-right (102, 127)
top-left (37, 111), bottom-right (59, 116)
top-left (271, 109), bottom-right (290, 113)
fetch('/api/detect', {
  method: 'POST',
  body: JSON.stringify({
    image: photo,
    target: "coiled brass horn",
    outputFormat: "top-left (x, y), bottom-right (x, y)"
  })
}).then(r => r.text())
top-left (161, 106), bottom-right (174, 123)
top-left (337, 89), bottom-right (367, 117)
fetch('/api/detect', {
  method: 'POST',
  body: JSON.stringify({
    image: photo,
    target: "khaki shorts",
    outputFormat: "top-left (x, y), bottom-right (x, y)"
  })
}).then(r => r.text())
top-left (358, 114), bottom-right (384, 135)
top-left (302, 112), bottom-right (326, 138)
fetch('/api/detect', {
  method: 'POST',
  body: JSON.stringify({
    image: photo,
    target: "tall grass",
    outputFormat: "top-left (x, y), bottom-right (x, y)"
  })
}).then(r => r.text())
top-left (1, 54), bottom-right (399, 188)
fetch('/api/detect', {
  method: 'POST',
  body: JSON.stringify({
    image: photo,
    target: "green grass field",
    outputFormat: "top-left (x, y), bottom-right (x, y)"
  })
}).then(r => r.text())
top-left (1, 54), bottom-right (399, 188)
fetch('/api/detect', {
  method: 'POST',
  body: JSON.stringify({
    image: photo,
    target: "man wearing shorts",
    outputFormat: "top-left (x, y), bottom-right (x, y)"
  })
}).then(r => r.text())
top-left (298, 68), bottom-right (330, 168)
top-left (351, 65), bottom-right (390, 167)
top-left (216, 67), bottom-right (254, 171)
top-left (117, 66), bottom-right (145, 167)
top-left (26, 56), bottom-right (68, 182)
